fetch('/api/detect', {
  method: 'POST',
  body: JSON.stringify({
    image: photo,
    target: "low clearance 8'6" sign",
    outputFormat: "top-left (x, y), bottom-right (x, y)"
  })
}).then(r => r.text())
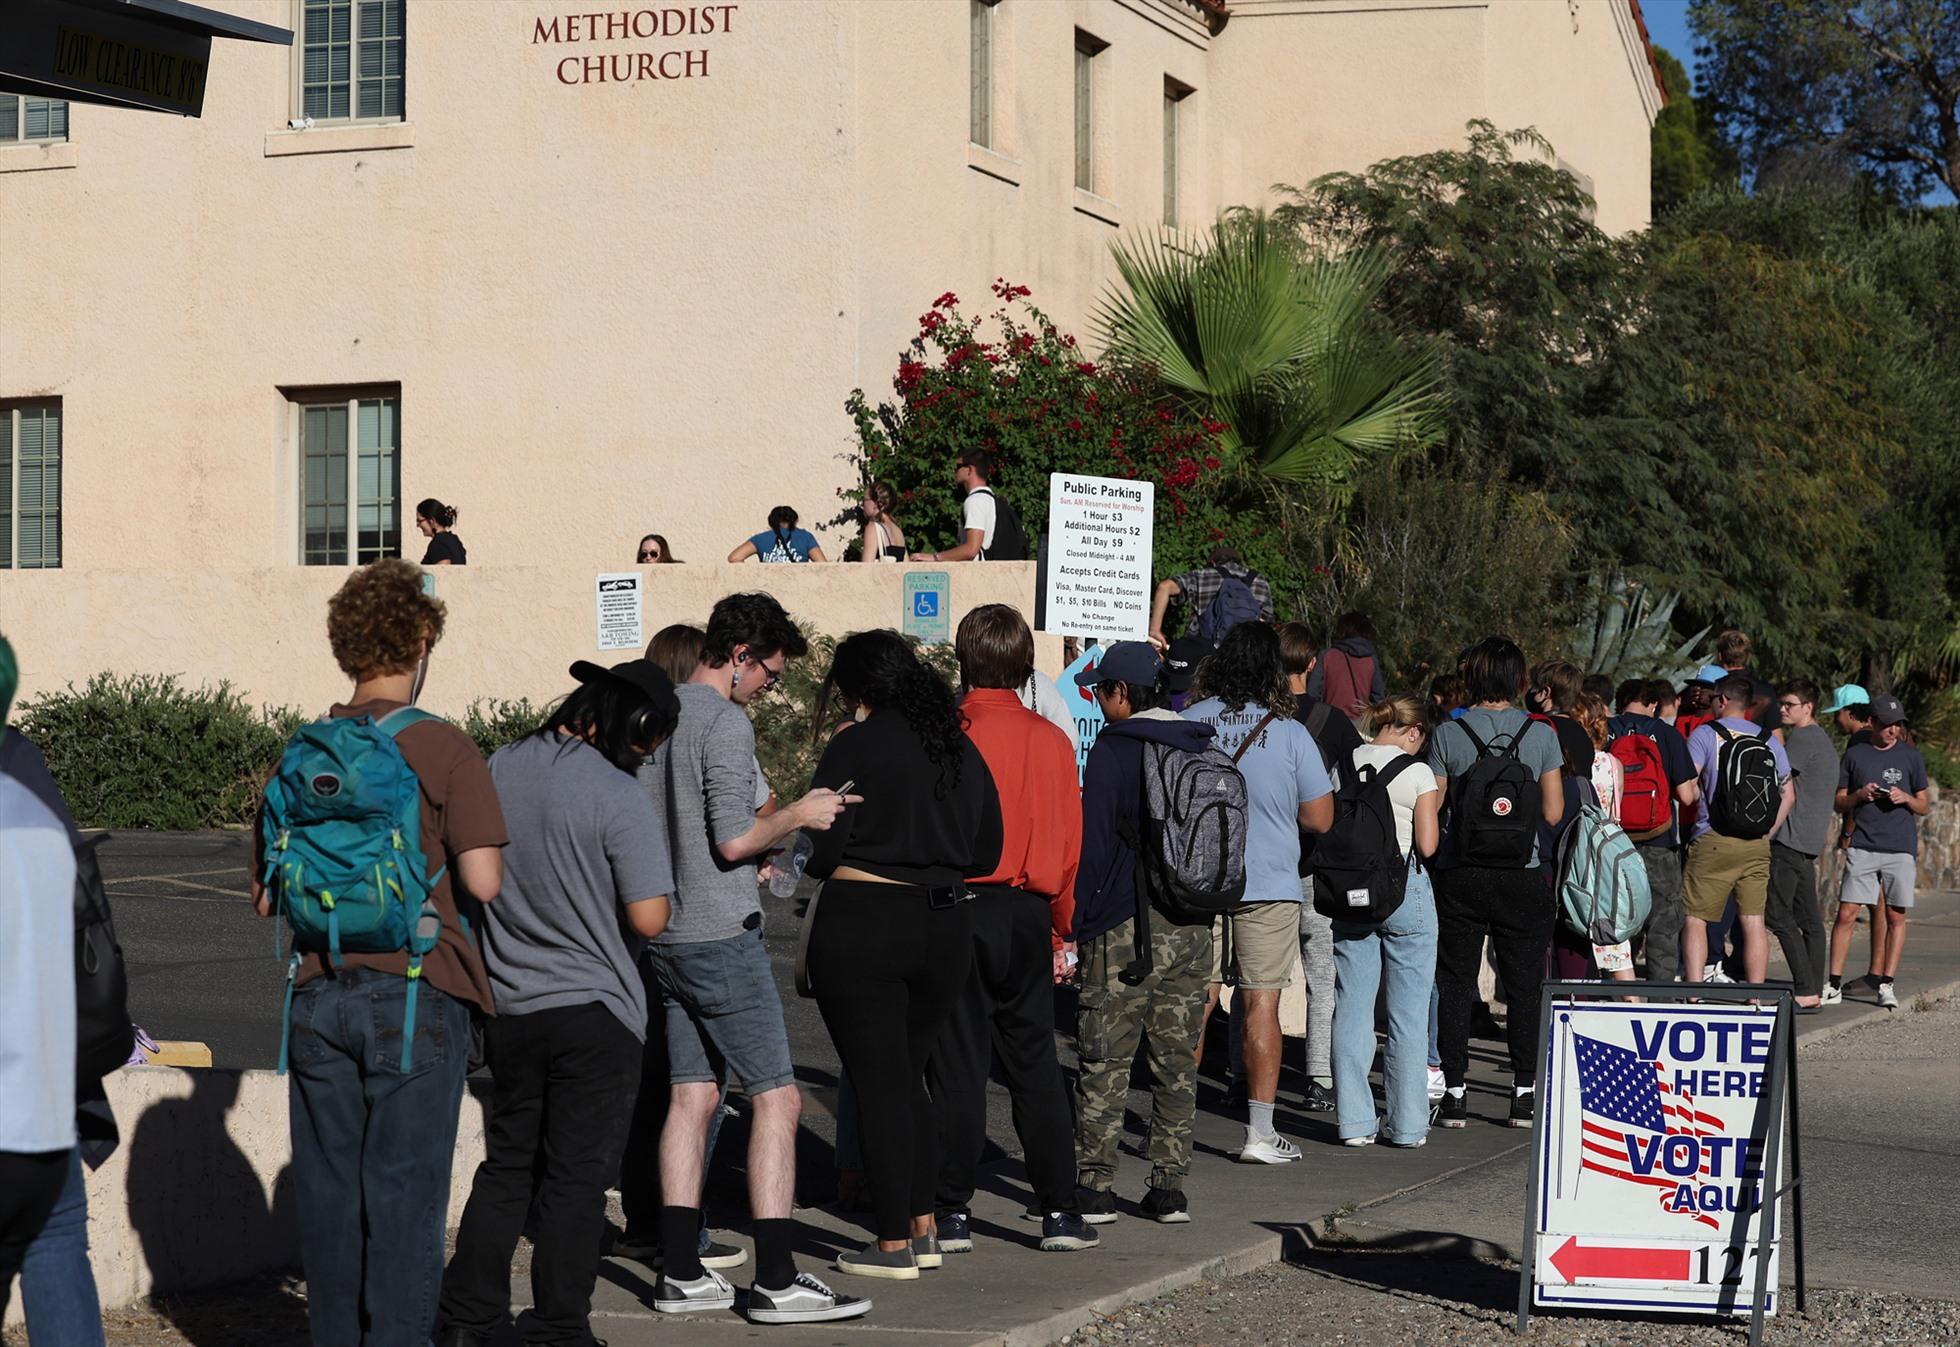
top-left (1531, 999), bottom-right (1787, 1318)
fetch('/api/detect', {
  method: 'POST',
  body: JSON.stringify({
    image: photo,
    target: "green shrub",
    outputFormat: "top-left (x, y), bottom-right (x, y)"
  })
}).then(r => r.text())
top-left (16, 674), bottom-right (303, 830)
top-left (462, 697), bottom-right (546, 759)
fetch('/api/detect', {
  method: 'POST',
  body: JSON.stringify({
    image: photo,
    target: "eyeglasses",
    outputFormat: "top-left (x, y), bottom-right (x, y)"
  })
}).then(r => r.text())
top-left (638, 551), bottom-right (660, 562)
top-left (1778, 698), bottom-right (1804, 710)
top-left (757, 661), bottom-right (784, 690)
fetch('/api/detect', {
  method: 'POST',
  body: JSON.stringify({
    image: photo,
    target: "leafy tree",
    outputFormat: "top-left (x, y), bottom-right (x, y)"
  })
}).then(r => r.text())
top-left (1692, 0), bottom-right (1960, 200)
top-left (1092, 212), bottom-right (1444, 502)
top-left (1651, 45), bottom-right (1739, 216)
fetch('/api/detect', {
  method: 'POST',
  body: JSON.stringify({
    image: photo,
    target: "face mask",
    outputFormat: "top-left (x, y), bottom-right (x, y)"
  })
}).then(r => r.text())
top-left (854, 704), bottom-right (870, 723)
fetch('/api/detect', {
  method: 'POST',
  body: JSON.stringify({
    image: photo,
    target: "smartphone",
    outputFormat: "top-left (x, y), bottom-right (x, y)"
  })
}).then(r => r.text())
top-left (835, 779), bottom-right (855, 796)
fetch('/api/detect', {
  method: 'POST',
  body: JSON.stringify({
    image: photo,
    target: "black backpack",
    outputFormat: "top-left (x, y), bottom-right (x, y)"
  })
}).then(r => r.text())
top-left (74, 834), bottom-right (134, 1081)
top-left (1311, 754), bottom-right (1422, 922)
top-left (1708, 722), bottom-right (1778, 839)
top-left (1448, 719), bottom-right (1540, 868)
top-left (971, 488), bottom-right (1030, 561)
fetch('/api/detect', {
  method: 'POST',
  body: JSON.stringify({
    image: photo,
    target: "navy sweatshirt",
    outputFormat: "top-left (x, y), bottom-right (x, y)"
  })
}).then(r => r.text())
top-left (1072, 710), bottom-right (1218, 945)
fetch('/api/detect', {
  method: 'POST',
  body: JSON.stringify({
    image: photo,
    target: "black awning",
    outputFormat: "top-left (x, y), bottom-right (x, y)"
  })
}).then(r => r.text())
top-left (0, 0), bottom-right (291, 118)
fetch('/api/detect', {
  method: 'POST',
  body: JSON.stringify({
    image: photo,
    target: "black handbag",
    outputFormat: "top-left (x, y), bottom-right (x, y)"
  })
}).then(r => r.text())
top-left (74, 834), bottom-right (135, 1080)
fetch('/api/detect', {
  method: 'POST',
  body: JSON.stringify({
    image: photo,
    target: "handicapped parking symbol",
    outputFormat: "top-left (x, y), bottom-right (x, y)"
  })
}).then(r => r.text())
top-left (914, 592), bottom-right (939, 618)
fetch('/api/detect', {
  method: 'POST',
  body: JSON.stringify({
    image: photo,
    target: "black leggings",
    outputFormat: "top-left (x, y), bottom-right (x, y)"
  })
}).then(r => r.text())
top-left (1435, 865), bottom-right (1555, 1086)
top-left (809, 880), bottom-right (974, 1241)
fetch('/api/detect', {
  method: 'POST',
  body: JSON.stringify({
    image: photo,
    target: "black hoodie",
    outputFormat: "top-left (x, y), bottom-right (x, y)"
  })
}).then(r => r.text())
top-left (1073, 711), bottom-right (1218, 945)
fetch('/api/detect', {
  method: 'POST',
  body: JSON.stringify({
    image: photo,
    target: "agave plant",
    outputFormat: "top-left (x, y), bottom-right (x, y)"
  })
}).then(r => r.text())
top-left (1573, 572), bottom-right (1712, 687)
top-left (1094, 210), bottom-right (1444, 497)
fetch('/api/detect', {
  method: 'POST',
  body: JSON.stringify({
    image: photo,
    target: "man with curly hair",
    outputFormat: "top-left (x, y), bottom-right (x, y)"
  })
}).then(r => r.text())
top-left (251, 558), bottom-right (509, 1347)
top-left (1181, 622), bottom-right (1333, 1165)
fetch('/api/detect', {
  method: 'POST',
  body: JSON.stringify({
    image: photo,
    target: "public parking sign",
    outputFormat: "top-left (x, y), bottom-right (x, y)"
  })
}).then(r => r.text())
top-left (1521, 985), bottom-right (1804, 1342)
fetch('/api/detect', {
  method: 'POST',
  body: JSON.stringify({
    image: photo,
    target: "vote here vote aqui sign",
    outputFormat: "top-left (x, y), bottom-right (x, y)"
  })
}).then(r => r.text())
top-left (1532, 1000), bottom-right (1786, 1317)
top-left (1043, 474), bottom-right (1152, 641)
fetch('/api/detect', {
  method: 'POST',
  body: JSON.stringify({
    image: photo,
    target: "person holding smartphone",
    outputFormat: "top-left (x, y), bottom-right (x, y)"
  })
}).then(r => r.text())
top-left (1829, 693), bottom-right (1929, 1009)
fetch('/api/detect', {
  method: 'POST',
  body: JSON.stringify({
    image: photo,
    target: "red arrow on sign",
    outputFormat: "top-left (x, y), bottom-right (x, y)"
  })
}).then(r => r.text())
top-left (1548, 1236), bottom-right (1692, 1284)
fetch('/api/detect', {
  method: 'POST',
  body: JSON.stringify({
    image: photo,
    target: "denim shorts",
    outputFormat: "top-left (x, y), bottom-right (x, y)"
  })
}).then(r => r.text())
top-left (647, 928), bottom-right (796, 1093)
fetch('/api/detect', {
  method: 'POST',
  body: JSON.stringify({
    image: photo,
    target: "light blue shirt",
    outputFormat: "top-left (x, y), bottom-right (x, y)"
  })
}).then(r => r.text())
top-left (0, 773), bottom-right (78, 1152)
top-left (1686, 716), bottom-right (1791, 842)
top-left (1181, 697), bottom-right (1332, 902)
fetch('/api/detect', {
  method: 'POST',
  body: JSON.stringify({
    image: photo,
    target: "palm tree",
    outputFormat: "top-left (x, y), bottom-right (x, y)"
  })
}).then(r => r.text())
top-left (1095, 211), bottom-right (1444, 497)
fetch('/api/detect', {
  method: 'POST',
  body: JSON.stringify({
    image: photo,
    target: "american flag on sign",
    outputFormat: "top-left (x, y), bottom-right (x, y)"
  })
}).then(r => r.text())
top-left (1573, 1032), bottom-right (1728, 1230)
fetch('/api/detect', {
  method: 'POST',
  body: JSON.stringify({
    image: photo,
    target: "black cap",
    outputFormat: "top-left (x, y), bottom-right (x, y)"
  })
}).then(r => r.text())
top-left (1869, 693), bottom-right (1906, 727)
top-left (1164, 635), bottom-right (1212, 694)
top-left (569, 658), bottom-right (680, 722)
top-left (1075, 641), bottom-right (1163, 690)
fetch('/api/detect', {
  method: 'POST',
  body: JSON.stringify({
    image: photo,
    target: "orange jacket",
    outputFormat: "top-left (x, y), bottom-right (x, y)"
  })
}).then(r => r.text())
top-left (962, 689), bottom-right (1082, 948)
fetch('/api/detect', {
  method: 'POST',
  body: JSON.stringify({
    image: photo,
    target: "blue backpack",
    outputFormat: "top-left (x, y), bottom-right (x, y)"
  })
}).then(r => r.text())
top-left (260, 707), bottom-right (447, 1073)
top-left (1195, 571), bottom-right (1263, 646)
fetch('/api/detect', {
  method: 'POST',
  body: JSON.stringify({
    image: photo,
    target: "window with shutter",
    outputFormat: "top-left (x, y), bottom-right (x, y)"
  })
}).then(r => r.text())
top-left (301, 0), bottom-right (403, 124)
top-left (1, 402), bottom-right (62, 570)
top-left (294, 389), bottom-right (401, 565)
top-left (969, 0), bottom-right (993, 149)
top-left (1, 96), bottom-right (69, 144)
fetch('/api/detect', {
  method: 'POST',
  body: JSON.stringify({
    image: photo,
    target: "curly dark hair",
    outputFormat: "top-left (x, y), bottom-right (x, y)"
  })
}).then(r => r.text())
top-left (815, 630), bottom-right (967, 796)
top-left (327, 558), bottom-right (446, 680)
top-left (1189, 621), bottom-right (1292, 717)
top-left (703, 592), bottom-right (809, 668)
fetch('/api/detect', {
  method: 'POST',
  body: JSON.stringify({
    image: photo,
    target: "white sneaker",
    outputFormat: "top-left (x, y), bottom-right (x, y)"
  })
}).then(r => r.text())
top-left (1342, 1134), bottom-right (1377, 1148)
top-left (1820, 984), bottom-right (1843, 1006)
top-left (1426, 1065), bottom-right (1446, 1101)
top-left (747, 1271), bottom-right (872, 1324)
top-left (1704, 964), bottom-right (1735, 984)
top-left (1238, 1131), bottom-right (1302, 1164)
top-left (655, 1268), bottom-right (735, 1314)
top-left (1878, 983), bottom-right (1899, 1009)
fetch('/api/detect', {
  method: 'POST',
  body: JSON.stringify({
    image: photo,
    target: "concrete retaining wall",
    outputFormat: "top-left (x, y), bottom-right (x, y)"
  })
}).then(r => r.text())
top-left (1816, 782), bottom-right (1955, 901)
top-left (1, 1066), bottom-right (490, 1327)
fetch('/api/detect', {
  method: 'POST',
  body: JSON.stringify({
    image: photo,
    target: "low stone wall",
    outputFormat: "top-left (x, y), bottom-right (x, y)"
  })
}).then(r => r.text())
top-left (0, 1066), bottom-right (490, 1327)
top-left (1815, 783), bottom-right (1956, 902)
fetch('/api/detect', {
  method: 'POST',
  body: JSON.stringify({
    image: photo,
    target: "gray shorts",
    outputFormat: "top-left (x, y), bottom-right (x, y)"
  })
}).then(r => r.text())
top-left (1840, 848), bottom-right (1917, 909)
top-left (647, 928), bottom-right (797, 1093)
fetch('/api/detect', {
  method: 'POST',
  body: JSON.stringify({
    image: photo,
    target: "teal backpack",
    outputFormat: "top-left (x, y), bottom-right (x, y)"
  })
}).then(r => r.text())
top-left (260, 707), bottom-right (447, 1073)
top-left (1554, 801), bottom-right (1652, 946)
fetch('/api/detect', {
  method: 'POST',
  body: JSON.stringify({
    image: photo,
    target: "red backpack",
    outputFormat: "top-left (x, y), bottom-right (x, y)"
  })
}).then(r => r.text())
top-left (1610, 729), bottom-right (1671, 837)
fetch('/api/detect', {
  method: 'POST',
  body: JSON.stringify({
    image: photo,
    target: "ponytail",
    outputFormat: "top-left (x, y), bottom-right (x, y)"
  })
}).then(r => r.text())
top-left (1360, 693), bottom-right (1426, 739)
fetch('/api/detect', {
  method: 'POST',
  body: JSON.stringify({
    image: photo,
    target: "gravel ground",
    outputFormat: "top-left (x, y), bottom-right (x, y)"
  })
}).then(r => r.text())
top-left (1057, 1253), bottom-right (1960, 1347)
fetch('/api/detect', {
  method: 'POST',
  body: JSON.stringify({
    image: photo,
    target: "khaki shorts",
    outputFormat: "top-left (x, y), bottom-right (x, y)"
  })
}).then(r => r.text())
top-left (1208, 899), bottom-right (1301, 991)
top-left (1682, 832), bottom-right (1770, 922)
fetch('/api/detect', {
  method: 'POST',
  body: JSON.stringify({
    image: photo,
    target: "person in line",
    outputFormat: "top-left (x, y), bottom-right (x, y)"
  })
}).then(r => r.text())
top-left (930, 606), bottom-right (1093, 1255)
top-left (642, 594), bottom-right (863, 1322)
top-left (909, 448), bottom-right (1027, 562)
top-left (613, 631), bottom-right (747, 1273)
top-left (0, 635), bottom-right (80, 1326)
top-left (1607, 679), bottom-right (1700, 983)
top-left (417, 498), bottom-right (467, 566)
top-left (438, 659), bottom-right (682, 1346)
top-left (1763, 681), bottom-right (1837, 1011)
top-left (1824, 684), bottom-right (1875, 744)
top-left (728, 506), bottom-right (827, 564)
top-left (1071, 642), bottom-right (1216, 1223)
top-left (1307, 612), bottom-right (1389, 724)
top-left (1427, 636), bottom-right (1565, 1130)
top-left (804, 631), bottom-right (1004, 1278)
top-left (1562, 691), bottom-right (1637, 982)
top-left (1183, 623), bottom-right (1334, 1164)
top-left (1820, 683), bottom-right (1885, 980)
top-left (1014, 662), bottom-right (1081, 754)
top-left (1331, 695), bottom-right (1440, 1148)
top-left (1525, 658), bottom-right (1595, 780)
top-left (1829, 693), bottom-right (1929, 1010)
top-left (1580, 673), bottom-right (1615, 705)
top-left (857, 482), bottom-right (908, 563)
top-left (1279, 621), bottom-right (1361, 1112)
top-left (1428, 674), bottom-right (1466, 721)
top-left (253, 559), bottom-right (507, 1346)
top-left (638, 534), bottom-right (680, 564)
top-left (1682, 675), bottom-right (1794, 987)
top-left (1715, 627), bottom-right (1778, 733)
top-left (1145, 547), bottom-right (1274, 652)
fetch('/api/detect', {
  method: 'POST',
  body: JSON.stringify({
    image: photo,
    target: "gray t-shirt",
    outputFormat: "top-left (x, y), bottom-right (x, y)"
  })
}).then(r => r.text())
top-left (1773, 722), bottom-right (1840, 856)
top-left (1838, 740), bottom-right (1929, 854)
top-left (483, 735), bottom-right (673, 1039)
top-left (641, 682), bottom-right (761, 943)
top-left (1427, 706), bottom-right (1564, 869)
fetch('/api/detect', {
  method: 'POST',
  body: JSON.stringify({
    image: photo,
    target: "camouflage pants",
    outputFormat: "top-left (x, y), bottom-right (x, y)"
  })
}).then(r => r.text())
top-left (1073, 915), bottom-right (1212, 1193)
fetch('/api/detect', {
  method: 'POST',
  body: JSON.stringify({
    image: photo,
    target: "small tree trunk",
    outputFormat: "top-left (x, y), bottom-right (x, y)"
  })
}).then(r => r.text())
top-left (1861, 648), bottom-right (1894, 696)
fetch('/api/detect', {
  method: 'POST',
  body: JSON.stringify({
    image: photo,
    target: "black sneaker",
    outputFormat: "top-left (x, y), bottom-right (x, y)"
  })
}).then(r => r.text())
top-left (937, 1209), bottom-right (974, 1253)
top-left (1077, 1186), bottom-right (1119, 1225)
top-left (1040, 1211), bottom-right (1100, 1251)
top-left (1140, 1187), bottom-right (1190, 1224)
top-left (1436, 1092), bottom-right (1468, 1129)
top-left (1302, 1080), bottom-right (1335, 1113)
top-left (1508, 1089), bottom-right (1535, 1129)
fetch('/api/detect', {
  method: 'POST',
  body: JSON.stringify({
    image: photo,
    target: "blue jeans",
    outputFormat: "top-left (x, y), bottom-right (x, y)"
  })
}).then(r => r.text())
top-left (288, 968), bottom-right (472, 1347)
top-left (1331, 867), bottom-right (1439, 1144)
top-left (20, 1148), bottom-right (105, 1347)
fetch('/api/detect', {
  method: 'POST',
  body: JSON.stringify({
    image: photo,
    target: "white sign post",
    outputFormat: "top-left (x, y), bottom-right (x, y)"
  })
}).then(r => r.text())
top-left (1519, 985), bottom-right (1805, 1347)
top-left (1041, 473), bottom-right (1153, 641)
top-left (595, 572), bottom-right (643, 652)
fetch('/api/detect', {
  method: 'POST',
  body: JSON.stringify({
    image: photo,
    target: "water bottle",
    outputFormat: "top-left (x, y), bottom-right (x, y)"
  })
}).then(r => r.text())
top-left (768, 831), bottom-right (814, 898)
